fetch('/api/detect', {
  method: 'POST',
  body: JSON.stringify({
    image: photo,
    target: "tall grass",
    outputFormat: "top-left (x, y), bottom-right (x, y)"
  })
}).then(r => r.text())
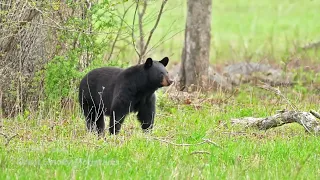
top-left (1, 86), bottom-right (320, 179)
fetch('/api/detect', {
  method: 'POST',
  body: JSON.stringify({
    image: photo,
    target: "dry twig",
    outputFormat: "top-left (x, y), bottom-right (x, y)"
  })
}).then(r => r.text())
top-left (0, 132), bottom-right (18, 146)
top-left (190, 151), bottom-right (211, 155)
top-left (132, 0), bottom-right (168, 63)
top-left (138, 1), bottom-right (147, 56)
top-left (139, 0), bottom-right (168, 63)
top-left (151, 137), bottom-right (221, 148)
top-left (131, 0), bottom-right (141, 58)
top-left (107, 3), bottom-right (134, 61)
top-left (258, 83), bottom-right (298, 111)
top-left (310, 110), bottom-right (320, 119)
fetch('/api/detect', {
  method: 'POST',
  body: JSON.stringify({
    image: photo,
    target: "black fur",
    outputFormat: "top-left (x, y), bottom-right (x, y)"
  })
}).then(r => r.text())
top-left (78, 57), bottom-right (172, 136)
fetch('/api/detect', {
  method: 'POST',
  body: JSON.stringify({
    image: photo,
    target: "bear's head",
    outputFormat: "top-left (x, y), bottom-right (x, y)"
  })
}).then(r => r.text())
top-left (144, 57), bottom-right (173, 87)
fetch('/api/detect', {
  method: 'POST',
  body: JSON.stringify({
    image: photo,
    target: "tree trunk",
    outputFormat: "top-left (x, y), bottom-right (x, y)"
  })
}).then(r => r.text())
top-left (179, 0), bottom-right (212, 91)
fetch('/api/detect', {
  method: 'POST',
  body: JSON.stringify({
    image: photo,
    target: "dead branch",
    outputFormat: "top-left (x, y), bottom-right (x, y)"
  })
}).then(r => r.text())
top-left (310, 110), bottom-right (320, 119)
top-left (139, 0), bottom-right (168, 63)
top-left (190, 151), bottom-right (211, 155)
top-left (138, 1), bottom-right (147, 56)
top-left (131, 0), bottom-right (141, 58)
top-left (152, 137), bottom-right (221, 148)
top-left (2, 9), bottom-right (39, 53)
top-left (301, 40), bottom-right (320, 50)
top-left (131, 0), bottom-right (168, 64)
top-left (146, 23), bottom-right (184, 54)
top-left (231, 110), bottom-right (320, 134)
top-left (107, 3), bottom-right (134, 61)
top-left (258, 83), bottom-right (298, 111)
top-left (0, 132), bottom-right (18, 146)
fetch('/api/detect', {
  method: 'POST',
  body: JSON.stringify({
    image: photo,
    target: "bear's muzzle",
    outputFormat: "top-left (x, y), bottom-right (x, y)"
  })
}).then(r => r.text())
top-left (161, 75), bottom-right (173, 86)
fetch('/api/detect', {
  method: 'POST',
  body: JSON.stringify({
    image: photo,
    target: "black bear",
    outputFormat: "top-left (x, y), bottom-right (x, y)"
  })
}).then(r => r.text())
top-left (78, 57), bottom-right (173, 136)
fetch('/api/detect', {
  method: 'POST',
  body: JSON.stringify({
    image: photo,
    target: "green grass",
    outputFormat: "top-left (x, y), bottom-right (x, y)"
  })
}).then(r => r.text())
top-left (120, 0), bottom-right (320, 64)
top-left (1, 86), bottom-right (320, 179)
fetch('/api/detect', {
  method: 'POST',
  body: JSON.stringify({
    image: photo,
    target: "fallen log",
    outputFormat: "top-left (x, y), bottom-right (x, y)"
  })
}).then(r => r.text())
top-left (301, 40), bottom-right (320, 50)
top-left (231, 110), bottom-right (320, 134)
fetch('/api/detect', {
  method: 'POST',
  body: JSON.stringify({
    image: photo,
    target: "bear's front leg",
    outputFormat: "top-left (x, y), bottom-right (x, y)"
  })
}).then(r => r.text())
top-left (137, 94), bottom-right (156, 132)
top-left (109, 99), bottom-right (130, 135)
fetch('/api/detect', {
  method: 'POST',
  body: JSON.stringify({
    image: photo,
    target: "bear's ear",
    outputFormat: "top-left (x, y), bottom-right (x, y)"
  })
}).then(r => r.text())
top-left (144, 58), bottom-right (153, 69)
top-left (159, 57), bottom-right (169, 67)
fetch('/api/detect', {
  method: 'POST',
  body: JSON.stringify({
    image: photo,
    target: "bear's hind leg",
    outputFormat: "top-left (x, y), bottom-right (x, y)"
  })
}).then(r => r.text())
top-left (80, 100), bottom-right (96, 132)
top-left (86, 112), bottom-right (96, 132)
top-left (95, 111), bottom-right (105, 137)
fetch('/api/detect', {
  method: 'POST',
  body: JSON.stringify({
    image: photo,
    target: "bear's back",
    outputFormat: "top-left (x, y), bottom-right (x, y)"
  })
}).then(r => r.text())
top-left (89, 67), bottom-right (123, 82)
top-left (79, 67), bottom-right (123, 107)
top-left (80, 67), bottom-right (123, 87)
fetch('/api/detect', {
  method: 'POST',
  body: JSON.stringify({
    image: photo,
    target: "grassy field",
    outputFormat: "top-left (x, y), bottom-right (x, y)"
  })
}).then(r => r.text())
top-left (134, 0), bottom-right (320, 64)
top-left (1, 0), bottom-right (320, 179)
top-left (1, 86), bottom-right (320, 179)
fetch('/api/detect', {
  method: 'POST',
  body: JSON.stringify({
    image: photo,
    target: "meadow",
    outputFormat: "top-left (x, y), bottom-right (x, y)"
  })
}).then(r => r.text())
top-left (144, 0), bottom-right (320, 64)
top-left (1, 0), bottom-right (320, 179)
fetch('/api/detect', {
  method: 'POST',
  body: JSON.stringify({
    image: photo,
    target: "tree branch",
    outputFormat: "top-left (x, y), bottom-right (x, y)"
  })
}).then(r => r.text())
top-left (131, 0), bottom-right (141, 59)
top-left (138, 1), bottom-right (147, 62)
top-left (140, 0), bottom-right (168, 62)
top-left (152, 137), bottom-right (221, 148)
top-left (107, 3), bottom-right (134, 62)
top-left (0, 132), bottom-right (18, 146)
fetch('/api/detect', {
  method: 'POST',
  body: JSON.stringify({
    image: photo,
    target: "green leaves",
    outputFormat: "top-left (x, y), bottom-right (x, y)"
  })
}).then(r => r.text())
top-left (43, 0), bottom-right (125, 104)
top-left (44, 55), bottom-right (81, 101)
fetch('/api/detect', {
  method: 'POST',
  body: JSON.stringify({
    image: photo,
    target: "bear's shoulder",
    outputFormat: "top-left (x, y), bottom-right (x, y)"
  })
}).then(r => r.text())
top-left (89, 67), bottom-right (123, 75)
